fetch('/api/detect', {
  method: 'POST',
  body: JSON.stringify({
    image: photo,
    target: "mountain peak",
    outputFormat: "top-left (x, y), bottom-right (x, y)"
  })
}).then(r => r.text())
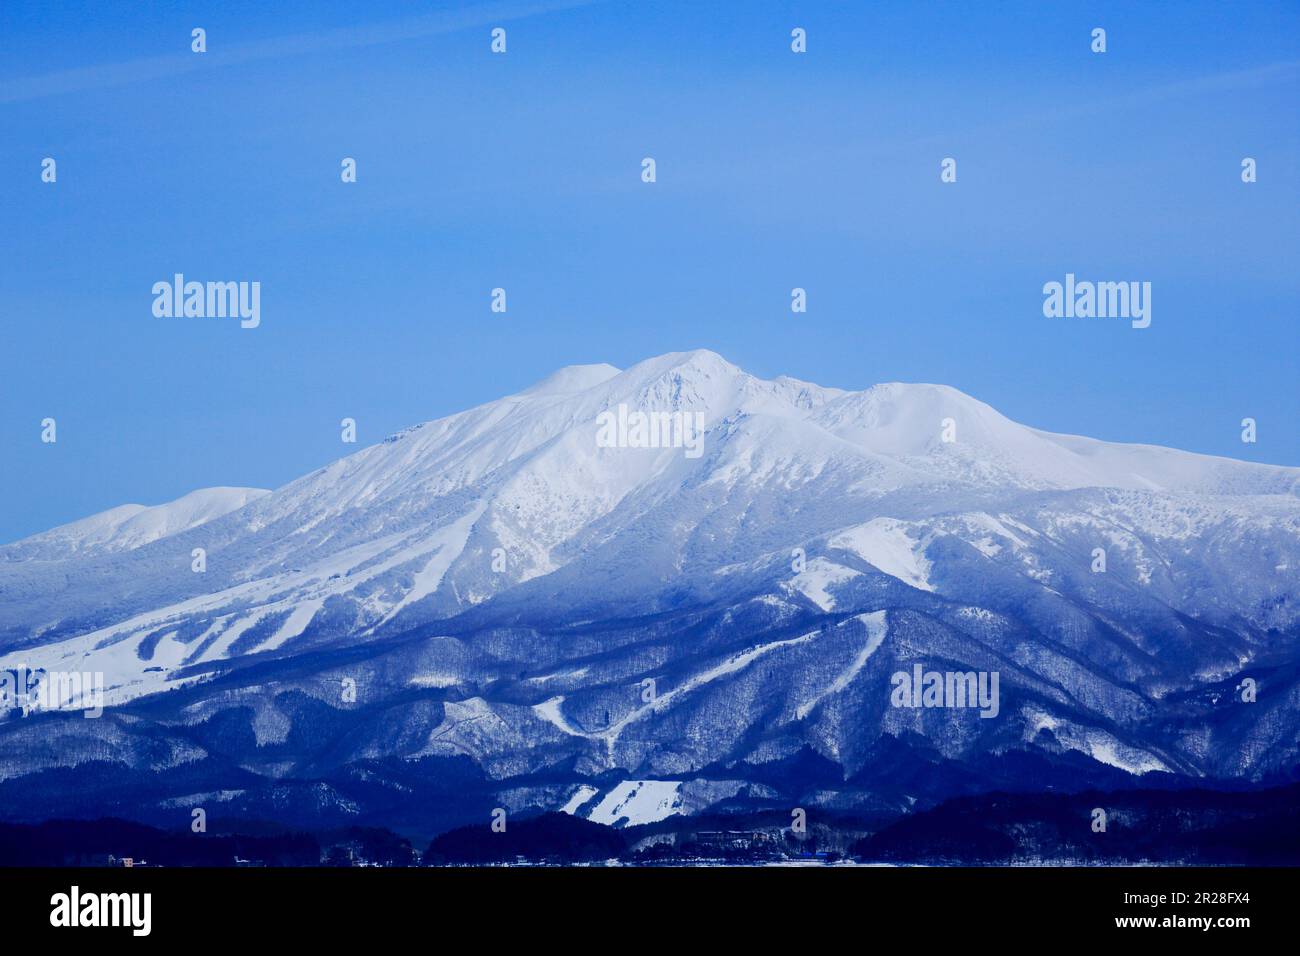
top-left (618, 348), bottom-right (743, 384)
top-left (520, 363), bottom-right (622, 396)
top-left (4, 486), bottom-right (270, 559)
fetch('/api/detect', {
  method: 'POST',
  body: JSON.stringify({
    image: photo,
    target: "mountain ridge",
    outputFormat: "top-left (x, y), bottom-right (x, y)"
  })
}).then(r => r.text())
top-left (10, 349), bottom-right (1292, 556)
top-left (0, 350), bottom-right (1295, 833)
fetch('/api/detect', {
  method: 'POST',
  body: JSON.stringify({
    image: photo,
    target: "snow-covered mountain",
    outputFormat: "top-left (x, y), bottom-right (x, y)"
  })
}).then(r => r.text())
top-left (3, 487), bottom-right (270, 561)
top-left (1, 350), bottom-right (1297, 832)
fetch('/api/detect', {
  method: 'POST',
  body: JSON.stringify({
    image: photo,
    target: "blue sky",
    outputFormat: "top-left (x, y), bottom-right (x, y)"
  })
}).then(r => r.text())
top-left (2, 0), bottom-right (1297, 542)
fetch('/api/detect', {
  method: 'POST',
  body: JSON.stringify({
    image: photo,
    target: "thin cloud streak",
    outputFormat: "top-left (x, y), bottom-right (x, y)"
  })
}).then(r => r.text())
top-left (0, 0), bottom-right (605, 104)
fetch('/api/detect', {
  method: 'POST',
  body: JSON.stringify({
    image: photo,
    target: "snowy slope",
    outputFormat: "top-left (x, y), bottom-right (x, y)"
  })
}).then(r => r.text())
top-left (3, 350), bottom-right (1296, 663)
top-left (0, 350), bottom-right (1297, 809)
top-left (2, 487), bottom-right (269, 561)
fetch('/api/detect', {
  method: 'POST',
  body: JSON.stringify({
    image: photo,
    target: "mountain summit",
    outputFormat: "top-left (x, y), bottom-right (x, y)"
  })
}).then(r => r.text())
top-left (1, 352), bottom-right (1297, 831)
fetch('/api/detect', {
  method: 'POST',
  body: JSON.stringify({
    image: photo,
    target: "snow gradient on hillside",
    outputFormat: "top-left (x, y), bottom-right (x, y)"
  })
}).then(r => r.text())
top-left (0, 351), bottom-right (1297, 822)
